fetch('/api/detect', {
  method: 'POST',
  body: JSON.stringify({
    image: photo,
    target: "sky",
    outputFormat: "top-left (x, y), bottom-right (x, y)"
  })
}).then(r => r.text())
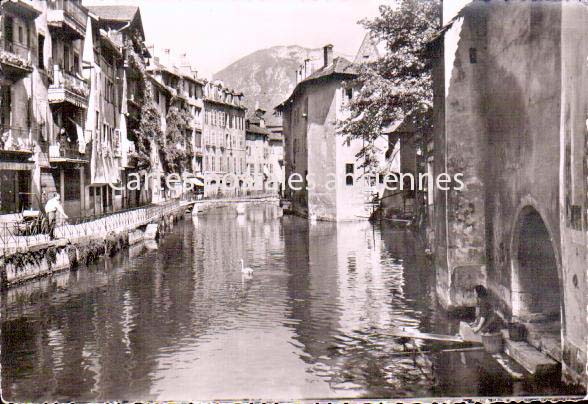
top-left (84, 0), bottom-right (394, 79)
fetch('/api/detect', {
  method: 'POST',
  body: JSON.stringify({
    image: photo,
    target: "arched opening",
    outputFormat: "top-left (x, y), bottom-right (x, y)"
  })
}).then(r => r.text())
top-left (512, 207), bottom-right (562, 339)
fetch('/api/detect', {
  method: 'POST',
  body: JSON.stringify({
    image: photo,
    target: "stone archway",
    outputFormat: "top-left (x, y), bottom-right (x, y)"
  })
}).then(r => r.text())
top-left (511, 206), bottom-right (562, 331)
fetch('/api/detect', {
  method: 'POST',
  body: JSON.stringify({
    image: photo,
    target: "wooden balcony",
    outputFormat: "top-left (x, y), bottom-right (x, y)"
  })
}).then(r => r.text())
top-left (0, 39), bottom-right (32, 78)
top-left (48, 66), bottom-right (89, 109)
top-left (0, 126), bottom-right (34, 156)
top-left (47, 0), bottom-right (87, 39)
top-left (1, 0), bottom-right (41, 19)
top-left (48, 142), bottom-right (88, 164)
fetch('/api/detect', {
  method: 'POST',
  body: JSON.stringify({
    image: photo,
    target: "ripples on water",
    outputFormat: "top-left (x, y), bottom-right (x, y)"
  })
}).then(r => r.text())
top-left (0, 205), bottom-right (578, 401)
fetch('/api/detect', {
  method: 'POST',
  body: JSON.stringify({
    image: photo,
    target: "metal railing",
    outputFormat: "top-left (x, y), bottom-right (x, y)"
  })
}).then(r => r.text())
top-left (0, 199), bottom-right (181, 253)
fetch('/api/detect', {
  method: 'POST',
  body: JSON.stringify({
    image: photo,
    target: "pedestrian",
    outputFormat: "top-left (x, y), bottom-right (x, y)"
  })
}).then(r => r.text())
top-left (470, 285), bottom-right (502, 334)
top-left (45, 193), bottom-right (68, 240)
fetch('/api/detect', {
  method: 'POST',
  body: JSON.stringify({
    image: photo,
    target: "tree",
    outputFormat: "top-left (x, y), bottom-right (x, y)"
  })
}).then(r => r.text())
top-left (339, 0), bottom-right (441, 170)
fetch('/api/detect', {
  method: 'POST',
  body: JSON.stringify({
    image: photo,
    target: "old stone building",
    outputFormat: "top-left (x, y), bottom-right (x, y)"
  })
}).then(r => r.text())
top-left (245, 108), bottom-right (271, 193)
top-left (88, 5), bottom-right (151, 208)
top-left (276, 44), bottom-right (388, 221)
top-left (0, 0), bottom-right (43, 217)
top-left (431, 0), bottom-right (587, 385)
top-left (202, 80), bottom-right (246, 197)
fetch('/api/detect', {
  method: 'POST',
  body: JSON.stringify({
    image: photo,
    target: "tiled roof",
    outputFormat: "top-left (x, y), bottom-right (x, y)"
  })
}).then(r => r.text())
top-left (87, 5), bottom-right (140, 22)
top-left (268, 132), bottom-right (283, 142)
top-left (275, 57), bottom-right (357, 110)
top-left (246, 123), bottom-right (271, 137)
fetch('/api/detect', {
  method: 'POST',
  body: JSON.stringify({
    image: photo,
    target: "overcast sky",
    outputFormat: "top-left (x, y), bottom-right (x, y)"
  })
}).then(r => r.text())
top-left (84, 0), bottom-right (394, 79)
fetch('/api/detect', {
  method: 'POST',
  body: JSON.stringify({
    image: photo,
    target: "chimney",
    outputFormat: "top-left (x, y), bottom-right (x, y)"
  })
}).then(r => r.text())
top-left (304, 58), bottom-right (311, 78)
top-left (162, 48), bottom-right (171, 66)
top-left (179, 52), bottom-right (191, 75)
top-left (323, 44), bottom-right (333, 68)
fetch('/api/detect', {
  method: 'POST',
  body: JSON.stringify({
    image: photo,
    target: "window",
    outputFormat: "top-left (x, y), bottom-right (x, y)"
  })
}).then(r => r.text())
top-left (38, 34), bottom-right (45, 69)
top-left (345, 88), bottom-right (353, 100)
top-left (469, 48), bottom-right (477, 64)
top-left (73, 53), bottom-right (80, 74)
top-left (345, 163), bottom-right (354, 186)
top-left (0, 86), bottom-right (12, 127)
top-left (18, 26), bottom-right (23, 44)
top-left (64, 44), bottom-right (71, 73)
top-left (4, 17), bottom-right (14, 49)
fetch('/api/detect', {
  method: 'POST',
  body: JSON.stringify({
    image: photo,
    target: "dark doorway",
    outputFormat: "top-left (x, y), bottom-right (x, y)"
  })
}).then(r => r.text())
top-left (515, 208), bottom-right (561, 322)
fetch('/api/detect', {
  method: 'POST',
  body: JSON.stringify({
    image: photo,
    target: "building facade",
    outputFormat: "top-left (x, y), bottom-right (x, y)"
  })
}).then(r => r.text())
top-left (202, 80), bottom-right (246, 197)
top-left (431, 0), bottom-right (587, 385)
top-left (0, 0), bottom-right (43, 218)
top-left (276, 44), bottom-right (388, 221)
top-left (245, 108), bottom-right (271, 194)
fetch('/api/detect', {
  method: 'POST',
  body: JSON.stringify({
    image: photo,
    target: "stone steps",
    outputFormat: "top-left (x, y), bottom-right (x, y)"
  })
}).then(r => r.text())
top-left (503, 339), bottom-right (560, 376)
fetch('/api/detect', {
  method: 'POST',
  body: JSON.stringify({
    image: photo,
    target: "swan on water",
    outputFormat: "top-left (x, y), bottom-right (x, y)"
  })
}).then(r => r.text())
top-left (240, 259), bottom-right (253, 275)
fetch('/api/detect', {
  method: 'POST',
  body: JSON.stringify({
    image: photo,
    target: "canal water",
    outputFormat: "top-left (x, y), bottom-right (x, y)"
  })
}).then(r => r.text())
top-left (0, 205), bottom-right (579, 401)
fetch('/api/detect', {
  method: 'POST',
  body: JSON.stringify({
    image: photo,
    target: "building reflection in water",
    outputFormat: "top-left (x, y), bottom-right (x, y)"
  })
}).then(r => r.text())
top-left (1, 206), bottom-right (577, 401)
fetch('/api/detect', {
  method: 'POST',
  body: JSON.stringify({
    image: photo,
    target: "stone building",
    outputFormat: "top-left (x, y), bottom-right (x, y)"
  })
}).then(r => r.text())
top-left (431, 0), bottom-right (587, 385)
top-left (202, 80), bottom-right (246, 197)
top-left (82, 10), bottom-right (125, 215)
top-left (0, 0), bottom-right (43, 217)
top-left (147, 49), bottom-right (206, 199)
top-left (245, 108), bottom-right (271, 194)
top-left (43, 0), bottom-right (90, 218)
top-left (267, 129), bottom-right (284, 197)
top-left (88, 5), bottom-right (152, 208)
top-left (276, 44), bottom-right (388, 221)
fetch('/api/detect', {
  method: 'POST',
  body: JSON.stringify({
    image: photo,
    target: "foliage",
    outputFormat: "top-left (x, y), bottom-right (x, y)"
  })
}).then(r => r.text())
top-left (339, 0), bottom-right (440, 170)
top-left (160, 102), bottom-right (193, 174)
top-left (125, 38), bottom-right (161, 175)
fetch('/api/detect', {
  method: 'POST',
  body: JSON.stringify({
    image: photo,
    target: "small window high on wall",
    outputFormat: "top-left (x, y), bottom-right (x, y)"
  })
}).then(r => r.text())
top-left (345, 163), bottom-right (354, 186)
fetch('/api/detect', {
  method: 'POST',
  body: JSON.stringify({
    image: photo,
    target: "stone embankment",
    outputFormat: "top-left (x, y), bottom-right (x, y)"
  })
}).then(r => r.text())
top-left (0, 200), bottom-right (186, 290)
top-left (0, 194), bottom-right (280, 290)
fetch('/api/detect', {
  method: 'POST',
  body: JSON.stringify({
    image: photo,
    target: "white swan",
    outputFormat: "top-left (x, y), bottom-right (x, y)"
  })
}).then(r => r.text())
top-left (240, 259), bottom-right (253, 275)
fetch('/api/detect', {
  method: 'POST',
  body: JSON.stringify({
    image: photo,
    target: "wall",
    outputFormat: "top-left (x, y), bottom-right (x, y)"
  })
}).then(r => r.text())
top-left (436, 0), bottom-right (587, 385)
top-left (305, 80), bottom-right (338, 220)
top-left (284, 87), bottom-right (309, 217)
top-left (559, 1), bottom-right (588, 385)
top-left (433, 2), bottom-right (489, 310)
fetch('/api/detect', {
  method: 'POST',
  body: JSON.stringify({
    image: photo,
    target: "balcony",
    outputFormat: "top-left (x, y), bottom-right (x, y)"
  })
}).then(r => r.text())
top-left (47, 0), bottom-right (87, 39)
top-left (49, 142), bottom-right (88, 164)
top-left (48, 66), bottom-right (89, 109)
top-left (1, 0), bottom-right (41, 19)
top-left (0, 39), bottom-right (32, 78)
top-left (0, 126), bottom-right (34, 155)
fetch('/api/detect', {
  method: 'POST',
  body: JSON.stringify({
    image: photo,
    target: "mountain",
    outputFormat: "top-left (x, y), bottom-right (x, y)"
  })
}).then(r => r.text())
top-left (213, 45), bottom-right (353, 126)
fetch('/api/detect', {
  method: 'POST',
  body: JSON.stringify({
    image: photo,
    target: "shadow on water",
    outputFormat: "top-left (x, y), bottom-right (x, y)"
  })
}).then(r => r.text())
top-left (0, 206), bottom-right (581, 401)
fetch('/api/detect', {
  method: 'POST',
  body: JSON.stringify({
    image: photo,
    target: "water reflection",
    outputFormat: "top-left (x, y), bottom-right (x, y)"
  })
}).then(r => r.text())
top-left (0, 206), bottom-right (578, 401)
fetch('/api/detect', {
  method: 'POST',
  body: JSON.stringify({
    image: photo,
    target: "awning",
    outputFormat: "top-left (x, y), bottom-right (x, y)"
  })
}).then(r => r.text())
top-left (186, 177), bottom-right (204, 187)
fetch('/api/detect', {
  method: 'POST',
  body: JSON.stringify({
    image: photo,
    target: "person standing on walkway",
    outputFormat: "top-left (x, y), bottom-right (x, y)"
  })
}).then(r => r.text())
top-left (45, 193), bottom-right (68, 240)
